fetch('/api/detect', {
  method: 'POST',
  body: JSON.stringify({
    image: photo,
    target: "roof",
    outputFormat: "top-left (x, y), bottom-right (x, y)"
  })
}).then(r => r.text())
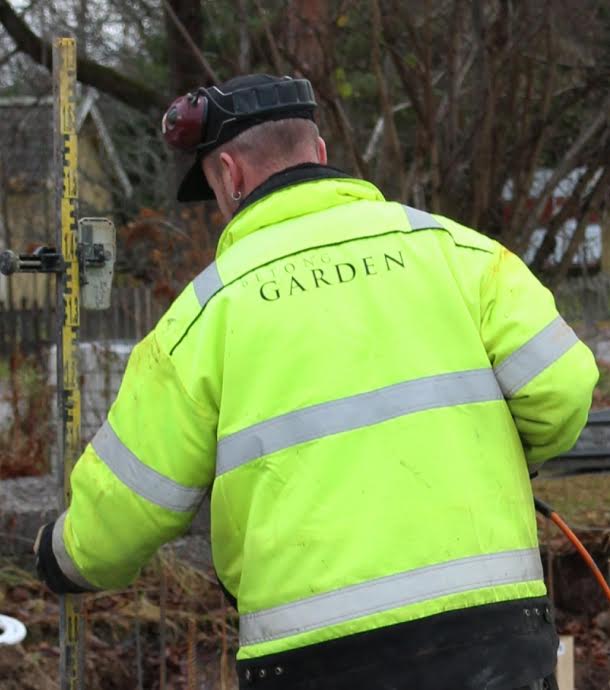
top-left (523, 222), bottom-right (601, 268)
top-left (502, 167), bottom-right (603, 201)
top-left (502, 167), bottom-right (604, 269)
top-left (0, 90), bottom-right (132, 197)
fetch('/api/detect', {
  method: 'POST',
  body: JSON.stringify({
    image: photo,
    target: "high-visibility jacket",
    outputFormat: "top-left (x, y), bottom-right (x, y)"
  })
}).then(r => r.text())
top-left (50, 171), bottom-right (597, 663)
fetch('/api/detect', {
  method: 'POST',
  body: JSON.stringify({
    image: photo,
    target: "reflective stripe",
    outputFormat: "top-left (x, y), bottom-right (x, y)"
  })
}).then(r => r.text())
top-left (217, 368), bottom-right (502, 476)
top-left (52, 512), bottom-right (100, 591)
top-left (92, 421), bottom-right (206, 512)
top-left (239, 547), bottom-right (543, 646)
top-left (193, 261), bottom-right (223, 308)
top-left (402, 205), bottom-right (443, 231)
top-left (494, 316), bottom-right (579, 397)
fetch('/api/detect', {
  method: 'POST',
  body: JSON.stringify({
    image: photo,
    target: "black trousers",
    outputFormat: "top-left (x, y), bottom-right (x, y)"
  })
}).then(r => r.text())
top-left (239, 598), bottom-right (559, 690)
top-left (287, 675), bottom-right (559, 690)
top-left (516, 677), bottom-right (559, 690)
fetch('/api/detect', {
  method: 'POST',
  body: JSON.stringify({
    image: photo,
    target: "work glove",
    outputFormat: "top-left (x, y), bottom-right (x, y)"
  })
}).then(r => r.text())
top-left (34, 521), bottom-right (88, 595)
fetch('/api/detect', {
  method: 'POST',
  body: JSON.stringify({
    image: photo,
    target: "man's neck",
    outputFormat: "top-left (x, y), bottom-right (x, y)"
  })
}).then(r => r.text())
top-left (236, 163), bottom-right (350, 215)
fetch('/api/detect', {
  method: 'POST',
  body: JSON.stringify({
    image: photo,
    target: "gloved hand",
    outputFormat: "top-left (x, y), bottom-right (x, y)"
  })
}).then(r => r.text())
top-left (33, 521), bottom-right (88, 594)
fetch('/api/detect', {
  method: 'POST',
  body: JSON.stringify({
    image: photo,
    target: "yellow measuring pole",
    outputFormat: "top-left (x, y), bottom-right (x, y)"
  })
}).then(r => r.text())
top-left (53, 36), bottom-right (84, 690)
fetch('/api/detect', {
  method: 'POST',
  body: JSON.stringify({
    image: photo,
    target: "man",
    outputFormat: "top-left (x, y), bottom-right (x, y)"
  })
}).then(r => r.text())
top-left (36, 75), bottom-right (597, 689)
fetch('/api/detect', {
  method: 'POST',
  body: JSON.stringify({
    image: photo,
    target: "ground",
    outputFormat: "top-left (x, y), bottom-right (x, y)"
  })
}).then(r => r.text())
top-left (0, 476), bottom-right (608, 690)
top-left (0, 549), bottom-right (239, 689)
top-left (1, 353), bottom-right (609, 688)
top-left (534, 473), bottom-right (610, 690)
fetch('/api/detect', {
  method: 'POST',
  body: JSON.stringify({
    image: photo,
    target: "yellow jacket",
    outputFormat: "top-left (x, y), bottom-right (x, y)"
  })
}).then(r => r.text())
top-left (45, 173), bottom-right (597, 667)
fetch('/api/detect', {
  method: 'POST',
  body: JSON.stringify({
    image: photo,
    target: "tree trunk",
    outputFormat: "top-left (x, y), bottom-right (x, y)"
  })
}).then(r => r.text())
top-left (164, 0), bottom-right (205, 95)
top-left (76, 0), bottom-right (88, 57)
top-left (286, 0), bottom-right (329, 83)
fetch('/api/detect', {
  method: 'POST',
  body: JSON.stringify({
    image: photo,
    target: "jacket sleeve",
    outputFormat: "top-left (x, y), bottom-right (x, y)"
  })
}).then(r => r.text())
top-left (480, 244), bottom-right (598, 472)
top-left (43, 327), bottom-right (217, 592)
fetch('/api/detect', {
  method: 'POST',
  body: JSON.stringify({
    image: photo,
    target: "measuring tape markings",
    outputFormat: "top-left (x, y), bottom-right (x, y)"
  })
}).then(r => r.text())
top-left (55, 37), bottom-right (84, 690)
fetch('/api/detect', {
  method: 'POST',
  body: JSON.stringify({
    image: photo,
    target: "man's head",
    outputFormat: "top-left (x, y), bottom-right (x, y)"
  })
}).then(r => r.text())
top-left (162, 74), bottom-right (326, 219)
top-left (202, 118), bottom-right (327, 220)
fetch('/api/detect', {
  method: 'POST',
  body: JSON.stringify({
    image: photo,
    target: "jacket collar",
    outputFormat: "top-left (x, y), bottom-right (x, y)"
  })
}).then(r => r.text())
top-left (237, 163), bottom-right (351, 212)
top-left (216, 164), bottom-right (385, 256)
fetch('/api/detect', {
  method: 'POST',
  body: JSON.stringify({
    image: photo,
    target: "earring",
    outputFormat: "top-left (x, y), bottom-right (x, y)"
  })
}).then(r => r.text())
top-left (231, 190), bottom-right (242, 201)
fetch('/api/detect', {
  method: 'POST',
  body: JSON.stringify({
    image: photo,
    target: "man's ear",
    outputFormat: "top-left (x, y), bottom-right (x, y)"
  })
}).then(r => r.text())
top-left (317, 137), bottom-right (327, 165)
top-left (219, 152), bottom-right (244, 197)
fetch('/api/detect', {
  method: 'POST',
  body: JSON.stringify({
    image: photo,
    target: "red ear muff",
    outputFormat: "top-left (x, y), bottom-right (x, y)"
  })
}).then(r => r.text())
top-left (162, 90), bottom-right (208, 152)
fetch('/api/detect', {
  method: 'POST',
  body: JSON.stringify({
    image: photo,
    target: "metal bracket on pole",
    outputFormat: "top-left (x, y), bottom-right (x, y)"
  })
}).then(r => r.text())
top-left (0, 247), bottom-right (64, 275)
top-left (1, 220), bottom-right (116, 309)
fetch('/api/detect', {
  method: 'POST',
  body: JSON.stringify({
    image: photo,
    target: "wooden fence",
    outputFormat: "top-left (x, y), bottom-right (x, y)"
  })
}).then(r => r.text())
top-left (2, 274), bottom-right (606, 358)
top-left (0, 287), bottom-right (167, 358)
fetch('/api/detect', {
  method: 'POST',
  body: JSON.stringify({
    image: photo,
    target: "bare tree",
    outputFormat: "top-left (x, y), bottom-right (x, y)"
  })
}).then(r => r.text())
top-left (0, 0), bottom-right (165, 111)
top-left (0, 0), bottom-right (607, 276)
top-left (162, 0), bottom-right (217, 92)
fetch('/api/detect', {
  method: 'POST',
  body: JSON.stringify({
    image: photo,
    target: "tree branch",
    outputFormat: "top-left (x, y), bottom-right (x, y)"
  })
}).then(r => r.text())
top-left (160, 0), bottom-right (219, 85)
top-left (528, 164), bottom-right (598, 272)
top-left (552, 165), bottom-right (610, 286)
top-left (505, 4), bottom-right (557, 242)
top-left (237, 0), bottom-right (251, 72)
top-left (383, 41), bottom-right (426, 127)
top-left (252, 0), bottom-right (284, 74)
top-left (363, 101), bottom-right (411, 163)
top-left (0, 46), bottom-right (18, 67)
top-left (520, 92), bottom-right (610, 242)
top-left (370, 0), bottom-right (406, 196)
top-left (0, 0), bottom-right (166, 113)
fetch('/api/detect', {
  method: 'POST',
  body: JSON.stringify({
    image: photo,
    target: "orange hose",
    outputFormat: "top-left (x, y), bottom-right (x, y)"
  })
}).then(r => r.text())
top-left (549, 511), bottom-right (610, 603)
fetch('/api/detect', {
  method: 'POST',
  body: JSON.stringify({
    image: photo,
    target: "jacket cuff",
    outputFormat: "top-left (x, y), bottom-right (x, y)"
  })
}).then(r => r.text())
top-left (36, 516), bottom-right (98, 594)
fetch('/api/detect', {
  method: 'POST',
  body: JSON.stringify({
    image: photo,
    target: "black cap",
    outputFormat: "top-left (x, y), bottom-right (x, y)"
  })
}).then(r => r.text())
top-left (177, 74), bottom-right (317, 203)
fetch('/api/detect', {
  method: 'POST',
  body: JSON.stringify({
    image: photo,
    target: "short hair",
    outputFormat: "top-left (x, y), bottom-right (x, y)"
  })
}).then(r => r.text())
top-left (206, 118), bottom-right (319, 177)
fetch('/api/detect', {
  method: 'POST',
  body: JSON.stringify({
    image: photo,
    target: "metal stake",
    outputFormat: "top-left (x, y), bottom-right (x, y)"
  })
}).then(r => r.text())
top-left (53, 35), bottom-right (84, 690)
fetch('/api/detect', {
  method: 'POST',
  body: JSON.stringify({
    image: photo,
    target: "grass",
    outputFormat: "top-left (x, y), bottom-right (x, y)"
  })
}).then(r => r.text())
top-left (0, 549), bottom-right (239, 690)
top-left (592, 361), bottom-right (610, 408)
top-left (0, 357), bottom-right (9, 381)
top-left (533, 473), bottom-right (610, 528)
